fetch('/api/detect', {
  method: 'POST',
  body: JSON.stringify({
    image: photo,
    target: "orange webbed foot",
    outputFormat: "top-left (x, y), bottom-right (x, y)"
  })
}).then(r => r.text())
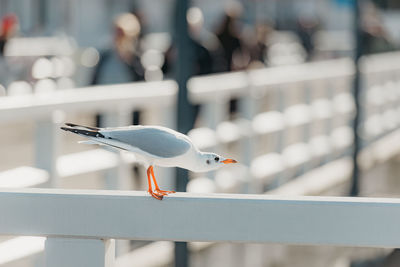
top-left (154, 189), bottom-right (176, 196)
top-left (148, 190), bottom-right (164, 200)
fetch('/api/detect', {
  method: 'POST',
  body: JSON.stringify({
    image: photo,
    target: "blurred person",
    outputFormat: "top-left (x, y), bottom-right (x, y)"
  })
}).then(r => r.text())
top-left (163, 7), bottom-right (215, 77)
top-left (0, 14), bottom-right (18, 88)
top-left (189, 8), bottom-right (226, 74)
top-left (0, 14), bottom-right (18, 56)
top-left (214, 2), bottom-right (257, 117)
top-left (212, 2), bottom-right (248, 118)
top-left (238, 22), bottom-right (273, 69)
top-left (186, 7), bottom-right (225, 75)
top-left (214, 1), bottom-right (246, 72)
top-left (91, 13), bottom-right (144, 85)
top-left (256, 23), bottom-right (275, 65)
top-left (91, 13), bottom-right (144, 126)
top-left (296, 15), bottom-right (319, 61)
top-left (360, 2), bottom-right (396, 54)
top-left (232, 24), bottom-right (252, 70)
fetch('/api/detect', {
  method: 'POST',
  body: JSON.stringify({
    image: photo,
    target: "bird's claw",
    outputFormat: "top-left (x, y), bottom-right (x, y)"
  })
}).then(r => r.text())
top-left (148, 190), bottom-right (163, 200)
top-left (147, 189), bottom-right (176, 199)
top-left (155, 189), bottom-right (176, 196)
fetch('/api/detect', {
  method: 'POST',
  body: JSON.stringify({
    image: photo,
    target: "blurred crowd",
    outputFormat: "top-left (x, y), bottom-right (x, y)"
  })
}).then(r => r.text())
top-left (0, 1), bottom-right (398, 98)
top-left (91, 2), bottom-right (275, 87)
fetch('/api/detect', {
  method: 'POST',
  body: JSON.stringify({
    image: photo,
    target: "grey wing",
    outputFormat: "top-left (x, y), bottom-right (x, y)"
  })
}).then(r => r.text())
top-left (103, 127), bottom-right (192, 158)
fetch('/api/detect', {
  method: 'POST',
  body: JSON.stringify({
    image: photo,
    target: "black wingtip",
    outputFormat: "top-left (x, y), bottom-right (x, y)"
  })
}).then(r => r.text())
top-left (60, 126), bottom-right (105, 138)
top-left (60, 126), bottom-right (76, 133)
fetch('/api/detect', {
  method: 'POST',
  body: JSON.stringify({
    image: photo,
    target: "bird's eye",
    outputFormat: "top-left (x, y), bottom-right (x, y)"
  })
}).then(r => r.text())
top-left (214, 157), bottom-right (219, 162)
top-left (206, 160), bottom-right (210, 165)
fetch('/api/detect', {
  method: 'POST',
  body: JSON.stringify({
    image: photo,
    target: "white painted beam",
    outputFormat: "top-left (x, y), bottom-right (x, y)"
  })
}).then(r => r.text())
top-left (0, 188), bottom-right (400, 248)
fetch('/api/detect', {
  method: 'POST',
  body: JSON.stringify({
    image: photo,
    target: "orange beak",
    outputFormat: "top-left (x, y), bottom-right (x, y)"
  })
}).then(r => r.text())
top-left (221, 159), bottom-right (237, 164)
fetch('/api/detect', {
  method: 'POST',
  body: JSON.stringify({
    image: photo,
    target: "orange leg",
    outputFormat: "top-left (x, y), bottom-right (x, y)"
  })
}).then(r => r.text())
top-left (150, 166), bottom-right (176, 196)
top-left (147, 166), bottom-right (163, 200)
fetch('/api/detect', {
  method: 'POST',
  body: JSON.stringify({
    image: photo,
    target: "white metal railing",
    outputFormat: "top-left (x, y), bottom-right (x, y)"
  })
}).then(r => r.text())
top-left (1, 188), bottom-right (400, 266)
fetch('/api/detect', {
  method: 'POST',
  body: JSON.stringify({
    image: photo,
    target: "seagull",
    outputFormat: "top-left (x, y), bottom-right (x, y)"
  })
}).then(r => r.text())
top-left (61, 123), bottom-right (237, 200)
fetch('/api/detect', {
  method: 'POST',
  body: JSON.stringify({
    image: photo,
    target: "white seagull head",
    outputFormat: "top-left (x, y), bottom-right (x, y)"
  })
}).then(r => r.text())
top-left (191, 152), bottom-right (237, 172)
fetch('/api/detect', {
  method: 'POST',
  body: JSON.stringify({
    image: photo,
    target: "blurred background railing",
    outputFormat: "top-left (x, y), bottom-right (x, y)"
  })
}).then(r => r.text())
top-left (1, 0), bottom-right (400, 266)
top-left (1, 52), bottom-right (400, 266)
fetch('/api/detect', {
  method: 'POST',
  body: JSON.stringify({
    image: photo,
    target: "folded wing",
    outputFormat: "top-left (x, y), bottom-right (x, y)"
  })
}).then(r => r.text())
top-left (102, 127), bottom-right (191, 158)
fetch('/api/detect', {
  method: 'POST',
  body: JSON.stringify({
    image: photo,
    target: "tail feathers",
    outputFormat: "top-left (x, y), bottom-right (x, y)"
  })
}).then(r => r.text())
top-left (62, 123), bottom-right (128, 151)
top-left (61, 125), bottom-right (105, 138)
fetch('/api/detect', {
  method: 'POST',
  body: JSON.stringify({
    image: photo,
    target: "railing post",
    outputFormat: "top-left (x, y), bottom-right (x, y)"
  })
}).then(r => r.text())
top-left (350, 0), bottom-right (363, 196)
top-left (45, 238), bottom-right (115, 267)
top-left (240, 88), bottom-right (258, 193)
top-left (34, 111), bottom-right (64, 187)
top-left (203, 99), bottom-right (226, 132)
top-left (175, 0), bottom-right (193, 264)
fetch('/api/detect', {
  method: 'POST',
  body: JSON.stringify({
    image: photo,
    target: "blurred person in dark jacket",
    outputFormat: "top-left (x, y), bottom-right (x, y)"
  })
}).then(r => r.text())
top-left (296, 15), bottom-right (319, 61)
top-left (214, 2), bottom-right (246, 72)
top-left (91, 13), bottom-right (144, 126)
top-left (163, 7), bottom-right (215, 77)
top-left (92, 13), bottom-right (144, 85)
top-left (360, 2), bottom-right (396, 54)
top-left (213, 2), bottom-right (250, 116)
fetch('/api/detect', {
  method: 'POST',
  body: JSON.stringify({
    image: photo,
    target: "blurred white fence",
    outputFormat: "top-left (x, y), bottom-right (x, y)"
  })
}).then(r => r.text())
top-left (1, 52), bottom-right (400, 266)
top-left (0, 80), bottom-right (177, 187)
top-left (187, 52), bottom-right (400, 195)
top-left (188, 59), bottom-right (354, 192)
